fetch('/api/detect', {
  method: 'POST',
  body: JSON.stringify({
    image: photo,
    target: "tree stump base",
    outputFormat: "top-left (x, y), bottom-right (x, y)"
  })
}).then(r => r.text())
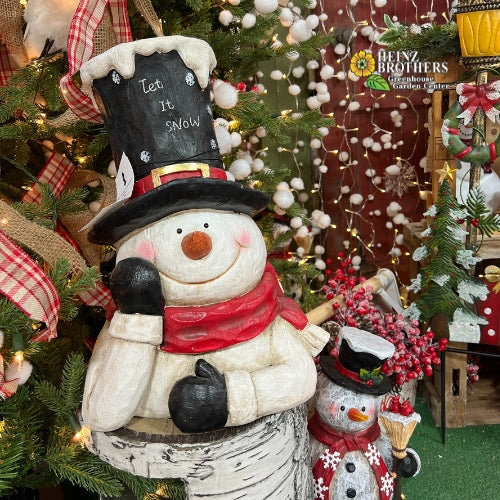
top-left (86, 404), bottom-right (313, 499)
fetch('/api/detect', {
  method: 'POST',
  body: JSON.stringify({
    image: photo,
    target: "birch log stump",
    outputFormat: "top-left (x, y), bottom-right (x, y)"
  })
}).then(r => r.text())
top-left (87, 404), bottom-right (313, 499)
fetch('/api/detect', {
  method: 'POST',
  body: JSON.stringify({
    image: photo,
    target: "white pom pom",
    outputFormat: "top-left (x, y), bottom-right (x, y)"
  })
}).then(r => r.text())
top-left (6, 360), bottom-right (33, 385)
top-left (334, 43), bottom-right (346, 55)
top-left (380, 133), bottom-right (392, 143)
top-left (298, 192), bottom-right (309, 202)
top-left (254, 0), bottom-right (278, 14)
top-left (371, 142), bottom-right (382, 152)
top-left (338, 151), bottom-right (349, 162)
top-left (315, 259), bottom-right (326, 271)
top-left (292, 66), bottom-right (306, 78)
top-left (229, 159), bottom-right (251, 180)
top-left (252, 158), bottom-right (265, 172)
top-left (383, 142), bottom-right (393, 149)
top-left (288, 84), bottom-right (301, 96)
top-left (230, 131), bottom-right (242, 147)
top-left (290, 177), bottom-right (305, 190)
top-left (215, 127), bottom-right (232, 154)
top-left (317, 214), bottom-right (331, 229)
top-left (255, 126), bottom-right (267, 138)
top-left (296, 225), bottom-right (309, 237)
top-left (306, 14), bottom-right (319, 30)
top-left (373, 176), bottom-right (382, 185)
top-left (290, 20), bottom-right (312, 42)
top-left (341, 185), bottom-right (350, 194)
top-left (242, 13), bottom-right (257, 29)
top-left (352, 255), bottom-right (362, 266)
top-left (219, 10), bottom-right (233, 26)
top-left (395, 234), bottom-right (405, 245)
top-left (228, 0), bottom-right (241, 4)
top-left (385, 164), bottom-right (401, 175)
top-left (307, 96), bottom-right (322, 109)
top-left (310, 138), bottom-right (322, 149)
top-left (362, 137), bottom-right (374, 148)
top-left (365, 168), bottom-right (376, 177)
top-left (320, 65), bottom-right (335, 80)
top-left (393, 213), bottom-right (407, 225)
top-left (386, 221), bottom-right (394, 229)
top-left (374, 0), bottom-right (387, 6)
top-left (315, 245), bottom-right (325, 255)
top-left (290, 216), bottom-right (303, 228)
top-left (316, 92), bottom-right (331, 104)
top-left (318, 164), bottom-right (328, 173)
top-left (108, 160), bottom-right (117, 176)
top-left (279, 7), bottom-right (294, 26)
top-left (350, 193), bottom-right (364, 205)
top-left (270, 70), bottom-right (283, 81)
top-left (350, 137), bottom-right (358, 144)
top-left (387, 201), bottom-right (402, 216)
top-left (307, 60), bottom-right (320, 70)
top-left (213, 80), bottom-right (238, 109)
top-left (348, 101), bottom-right (360, 111)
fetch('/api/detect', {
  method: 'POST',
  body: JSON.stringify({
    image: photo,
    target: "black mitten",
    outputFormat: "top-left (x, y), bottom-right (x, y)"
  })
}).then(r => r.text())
top-left (168, 359), bottom-right (228, 433)
top-left (398, 448), bottom-right (421, 478)
top-left (109, 257), bottom-right (165, 315)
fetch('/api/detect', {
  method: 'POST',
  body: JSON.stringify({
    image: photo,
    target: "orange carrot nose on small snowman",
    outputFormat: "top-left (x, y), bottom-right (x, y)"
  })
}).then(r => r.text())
top-left (347, 407), bottom-right (369, 422)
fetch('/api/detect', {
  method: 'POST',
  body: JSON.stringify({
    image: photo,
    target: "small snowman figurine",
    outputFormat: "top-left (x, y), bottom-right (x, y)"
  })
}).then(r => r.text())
top-left (79, 36), bottom-right (328, 436)
top-left (309, 327), bottom-right (419, 500)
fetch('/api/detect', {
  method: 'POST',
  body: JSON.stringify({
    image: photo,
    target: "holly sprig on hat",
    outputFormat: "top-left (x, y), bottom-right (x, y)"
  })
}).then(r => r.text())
top-left (359, 366), bottom-right (384, 387)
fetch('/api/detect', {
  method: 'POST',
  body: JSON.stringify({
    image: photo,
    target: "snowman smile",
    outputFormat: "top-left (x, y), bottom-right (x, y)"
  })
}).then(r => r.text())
top-left (158, 243), bottom-right (243, 285)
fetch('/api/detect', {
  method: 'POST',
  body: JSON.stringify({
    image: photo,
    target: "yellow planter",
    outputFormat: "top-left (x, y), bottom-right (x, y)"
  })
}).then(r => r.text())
top-left (457, 8), bottom-right (500, 57)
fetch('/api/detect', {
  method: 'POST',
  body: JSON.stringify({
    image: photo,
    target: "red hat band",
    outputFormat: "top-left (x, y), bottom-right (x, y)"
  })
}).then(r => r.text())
top-left (131, 162), bottom-right (228, 199)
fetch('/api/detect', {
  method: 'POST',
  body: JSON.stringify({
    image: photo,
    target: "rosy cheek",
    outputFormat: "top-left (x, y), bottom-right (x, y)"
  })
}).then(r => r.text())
top-left (367, 407), bottom-right (376, 418)
top-left (236, 232), bottom-right (251, 248)
top-left (328, 402), bottom-right (338, 416)
top-left (135, 240), bottom-right (155, 261)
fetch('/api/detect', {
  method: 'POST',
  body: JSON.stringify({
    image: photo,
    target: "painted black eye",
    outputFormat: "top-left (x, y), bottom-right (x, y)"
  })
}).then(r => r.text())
top-left (340, 406), bottom-right (345, 411)
top-left (204, 223), bottom-right (209, 228)
top-left (361, 406), bottom-right (366, 412)
top-left (177, 228), bottom-right (182, 234)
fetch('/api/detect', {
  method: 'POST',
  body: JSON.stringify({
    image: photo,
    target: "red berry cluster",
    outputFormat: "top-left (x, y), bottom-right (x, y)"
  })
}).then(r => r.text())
top-left (322, 254), bottom-right (449, 387)
top-left (382, 395), bottom-right (414, 416)
top-left (466, 355), bottom-right (480, 384)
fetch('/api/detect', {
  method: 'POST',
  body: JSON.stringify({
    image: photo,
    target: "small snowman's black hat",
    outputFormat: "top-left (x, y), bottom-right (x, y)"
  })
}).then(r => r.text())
top-left (79, 36), bottom-right (269, 245)
top-left (320, 327), bottom-right (395, 395)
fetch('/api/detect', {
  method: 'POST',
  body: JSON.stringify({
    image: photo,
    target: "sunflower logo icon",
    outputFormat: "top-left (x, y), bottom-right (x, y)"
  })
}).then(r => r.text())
top-left (350, 50), bottom-right (390, 91)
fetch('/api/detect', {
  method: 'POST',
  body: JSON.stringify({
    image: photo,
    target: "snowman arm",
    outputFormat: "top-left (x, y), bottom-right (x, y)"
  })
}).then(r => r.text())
top-left (81, 313), bottom-right (163, 431)
top-left (225, 318), bottom-right (317, 426)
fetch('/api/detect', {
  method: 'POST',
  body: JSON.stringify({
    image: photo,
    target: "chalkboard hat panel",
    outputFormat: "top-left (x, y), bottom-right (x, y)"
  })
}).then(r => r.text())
top-left (79, 36), bottom-right (269, 245)
top-left (320, 326), bottom-right (396, 395)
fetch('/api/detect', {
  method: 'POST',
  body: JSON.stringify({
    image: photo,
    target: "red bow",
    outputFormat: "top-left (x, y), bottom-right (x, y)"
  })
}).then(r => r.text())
top-left (457, 82), bottom-right (500, 125)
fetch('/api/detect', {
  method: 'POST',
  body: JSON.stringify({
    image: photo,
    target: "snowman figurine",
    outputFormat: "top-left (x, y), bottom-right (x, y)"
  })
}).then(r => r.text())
top-left (79, 36), bottom-right (329, 435)
top-left (309, 327), bottom-right (419, 500)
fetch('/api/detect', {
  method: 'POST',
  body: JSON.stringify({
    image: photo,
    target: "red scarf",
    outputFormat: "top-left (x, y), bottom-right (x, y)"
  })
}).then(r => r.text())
top-left (160, 263), bottom-right (308, 354)
top-left (309, 412), bottom-right (394, 500)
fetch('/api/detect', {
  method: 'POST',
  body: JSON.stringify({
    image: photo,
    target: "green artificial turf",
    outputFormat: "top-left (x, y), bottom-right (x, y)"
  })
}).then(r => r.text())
top-left (401, 395), bottom-right (500, 500)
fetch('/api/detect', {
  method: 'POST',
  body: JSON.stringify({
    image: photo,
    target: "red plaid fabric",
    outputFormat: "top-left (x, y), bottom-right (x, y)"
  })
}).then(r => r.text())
top-left (60, 0), bottom-right (132, 123)
top-left (21, 152), bottom-right (113, 310)
top-left (0, 231), bottom-right (61, 342)
top-left (21, 152), bottom-right (76, 203)
top-left (0, 43), bottom-right (15, 87)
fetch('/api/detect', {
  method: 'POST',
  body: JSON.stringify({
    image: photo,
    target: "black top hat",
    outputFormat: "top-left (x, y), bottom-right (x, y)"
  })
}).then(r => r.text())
top-left (320, 327), bottom-right (395, 395)
top-left (80, 37), bottom-right (269, 245)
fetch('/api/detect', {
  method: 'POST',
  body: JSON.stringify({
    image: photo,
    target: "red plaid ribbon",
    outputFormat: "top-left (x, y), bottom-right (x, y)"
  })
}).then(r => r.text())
top-left (22, 152), bottom-right (113, 310)
top-left (0, 43), bottom-right (15, 87)
top-left (21, 152), bottom-right (76, 203)
top-left (60, 0), bottom-right (132, 123)
top-left (0, 231), bottom-right (61, 342)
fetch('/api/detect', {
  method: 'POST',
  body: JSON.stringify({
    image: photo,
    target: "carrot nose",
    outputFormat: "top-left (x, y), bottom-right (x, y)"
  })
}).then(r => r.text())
top-left (181, 231), bottom-right (212, 260)
top-left (348, 408), bottom-right (369, 422)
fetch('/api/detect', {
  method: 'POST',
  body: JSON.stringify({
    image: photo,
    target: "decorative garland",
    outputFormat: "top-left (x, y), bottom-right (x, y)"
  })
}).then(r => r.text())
top-left (441, 82), bottom-right (500, 164)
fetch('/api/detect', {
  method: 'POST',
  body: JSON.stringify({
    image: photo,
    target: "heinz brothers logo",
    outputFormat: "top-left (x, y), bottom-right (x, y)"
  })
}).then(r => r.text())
top-left (349, 49), bottom-right (450, 92)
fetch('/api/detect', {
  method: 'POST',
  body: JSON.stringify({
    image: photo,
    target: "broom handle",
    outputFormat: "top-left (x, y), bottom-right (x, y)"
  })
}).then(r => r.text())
top-left (306, 272), bottom-right (392, 325)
